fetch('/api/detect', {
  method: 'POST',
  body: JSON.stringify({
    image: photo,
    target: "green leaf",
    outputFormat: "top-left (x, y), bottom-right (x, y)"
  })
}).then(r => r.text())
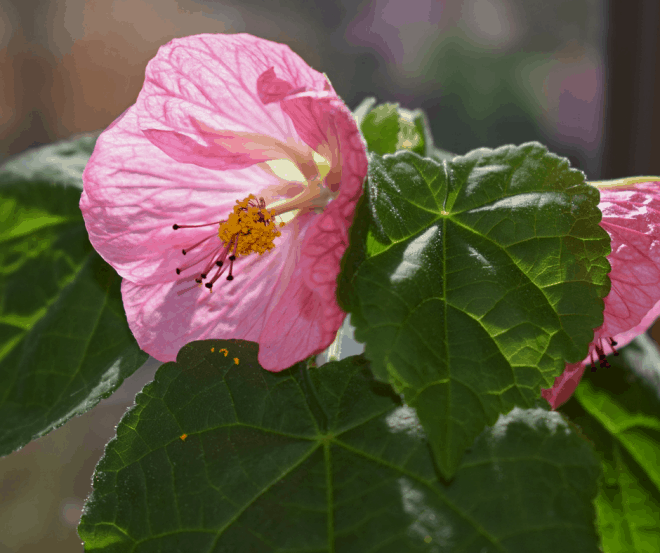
top-left (79, 339), bottom-right (602, 552)
top-left (359, 102), bottom-right (435, 157)
top-left (0, 134), bottom-right (148, 456)
top-left (338, 144), bottom-right (611, 478)
top-left (352, 97), bottom-right (377, 127)
top-left (431, 146), bottom-right (457, 162)
top-left (560, 334), bottom-right (660, 553)
top-left (360, 103), bottom-right (400, 155)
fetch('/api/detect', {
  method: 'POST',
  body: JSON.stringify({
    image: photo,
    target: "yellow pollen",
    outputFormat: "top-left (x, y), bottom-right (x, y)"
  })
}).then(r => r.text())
top-left (180, 434), bottom-right (188, 441)
top-left (218, 194), bottom-right (283, 256)
top-left (234, 357), bottom-right (239, 365)
top-left (219, 348), bottom-right (228, 357)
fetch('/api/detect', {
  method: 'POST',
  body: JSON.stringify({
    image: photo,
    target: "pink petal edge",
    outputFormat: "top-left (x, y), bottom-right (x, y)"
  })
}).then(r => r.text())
top-left (543, 180), bottom-right (660, 409)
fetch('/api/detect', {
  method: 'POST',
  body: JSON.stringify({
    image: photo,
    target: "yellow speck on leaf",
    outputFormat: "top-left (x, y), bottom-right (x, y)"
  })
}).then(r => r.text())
top-left (424, 536), bottom-right (432, 544)
top-left (234, 358), bottom-right (239, 365)
top-left (180, 434), bottom-right (188, 441)
top-left (219, 348), bottom-right (228, 357)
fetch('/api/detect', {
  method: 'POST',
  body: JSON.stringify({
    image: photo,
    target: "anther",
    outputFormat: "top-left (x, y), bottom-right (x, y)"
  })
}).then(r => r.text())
top-left (216, 260), bottom-right (223, 267)
top-left (205, 258), bottom-right (230, 290)
top-left (227, 275), bottom-right (234, 281)
top-left (594, 343), bottom-right (610, 368)
top-left (609, 337), bottom-right (619, 356)
top-left (175, 248), bottom-right (218, 276)
top-left (180, 235), bottom-right (214, 257)
top-left (228, 255), bottom-right (236, 261)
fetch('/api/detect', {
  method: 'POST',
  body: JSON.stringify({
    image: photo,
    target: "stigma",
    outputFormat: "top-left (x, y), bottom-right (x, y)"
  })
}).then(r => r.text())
top-left (172, 194), bottom-right (284, 292)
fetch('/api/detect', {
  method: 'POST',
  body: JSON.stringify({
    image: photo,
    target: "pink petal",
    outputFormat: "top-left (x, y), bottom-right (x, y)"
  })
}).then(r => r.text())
top-left (543, 180), bottom-right (660, 409)
top-left (120, 211), bottom-right (315, 368)
top-left (259, 94), bottom-right (368, 369)
top-left (143, 119), bottom-right (319, 176)
top-left (541, 362), bottom-right (586, 410)
top-left (594, 181), bottom-right (660, 347)
top-left (141, 128), bottom-right (276, 170)
top-left (136, 34), bottom-right (328, 163)
top-left (81, 33), bottom-right (369, 372)
top-left (81, 105), bottom-right (273, 284)
top-left (258, 66), bottom-right (298, 104)
top-left (81, 34), bottom-right (332, 285)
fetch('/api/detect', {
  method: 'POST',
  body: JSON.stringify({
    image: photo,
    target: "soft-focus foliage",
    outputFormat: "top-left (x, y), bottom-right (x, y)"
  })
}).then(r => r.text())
top-left (559, 334), bottom-right (660, 553)
top-left (0, 136), bottom-right (147, 457)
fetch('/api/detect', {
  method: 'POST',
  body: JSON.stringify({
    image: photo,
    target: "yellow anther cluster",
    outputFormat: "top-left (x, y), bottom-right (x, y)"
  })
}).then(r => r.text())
top-left (218, 194), bottom-right (284, 256)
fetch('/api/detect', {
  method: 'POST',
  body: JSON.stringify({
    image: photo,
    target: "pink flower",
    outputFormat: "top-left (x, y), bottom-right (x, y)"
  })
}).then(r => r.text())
top-left (542, 179), bottom-right (660, 409)
top-left (80, 34), bottom-right (367, 371)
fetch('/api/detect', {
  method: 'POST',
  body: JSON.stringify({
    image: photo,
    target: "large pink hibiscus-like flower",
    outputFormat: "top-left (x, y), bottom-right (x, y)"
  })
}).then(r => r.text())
top-left (80, 34), bottom-right (367, 371)
top-left (543, 179), bottom-right (660, 408)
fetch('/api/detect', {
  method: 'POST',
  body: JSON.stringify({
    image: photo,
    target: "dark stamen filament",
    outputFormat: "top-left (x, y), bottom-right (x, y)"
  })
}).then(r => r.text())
top-left (198, 245), bottom-right (229, 280)
top-left (609, 337), bottom-right (619, 356)
top-left (226, 237), bottom-right (239, 281)
top-left (173, 221), bottom-right (222, 230)
top-left (175, 246), bottom-right (217, 275)
top-left (204, 237), bottom-right (235, 290)
top-left (181, 234), bottom-right (214, 256)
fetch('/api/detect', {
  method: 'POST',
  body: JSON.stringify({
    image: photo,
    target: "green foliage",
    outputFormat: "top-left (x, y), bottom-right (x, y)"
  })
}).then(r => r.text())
top-left (358, 101), bottom-right (434, 157)
top-left (0, 135), bottom-right (147, 456)
top-left (79, 339), bottom-right (602, 552)
top-left (560, 334), bottom-right (660, 553)
top-left (338, 144), bottom-right (611, 478)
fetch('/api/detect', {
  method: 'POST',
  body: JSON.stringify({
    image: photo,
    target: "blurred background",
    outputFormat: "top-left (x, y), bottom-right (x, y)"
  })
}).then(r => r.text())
top-left (1, 0), bottom-right (659, 551)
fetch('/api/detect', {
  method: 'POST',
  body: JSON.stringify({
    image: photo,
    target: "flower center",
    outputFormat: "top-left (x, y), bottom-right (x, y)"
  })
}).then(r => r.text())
top-left (218, 194), bottom-right (284, 257)
top-left (172, 194), bottom-right (284, 292)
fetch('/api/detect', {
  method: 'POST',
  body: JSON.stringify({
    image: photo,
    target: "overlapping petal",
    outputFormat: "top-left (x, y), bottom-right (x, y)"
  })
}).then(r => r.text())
top-left (543, 180), bottom-right (660, 409)
top-left (80, 33), bottom-right (368, 371)
top-left (81, 106), bottom-right (268, 284)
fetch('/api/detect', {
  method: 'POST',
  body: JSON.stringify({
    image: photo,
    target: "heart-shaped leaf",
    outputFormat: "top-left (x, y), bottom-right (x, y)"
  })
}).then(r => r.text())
top-left (79, 339), bottom-right (602, 552)
top-left (0, 134), bottom-right (148, 456)
top-left (338, 144), bottom-right (611, 478)
top-left (559, 333), bottom-right (660, 553)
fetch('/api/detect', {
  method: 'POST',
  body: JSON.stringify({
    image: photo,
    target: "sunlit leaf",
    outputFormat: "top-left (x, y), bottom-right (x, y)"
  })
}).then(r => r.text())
top-left (79, 339), bottom-right (602, 552)
top-left (338, 144), bottom-right (610, 478)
